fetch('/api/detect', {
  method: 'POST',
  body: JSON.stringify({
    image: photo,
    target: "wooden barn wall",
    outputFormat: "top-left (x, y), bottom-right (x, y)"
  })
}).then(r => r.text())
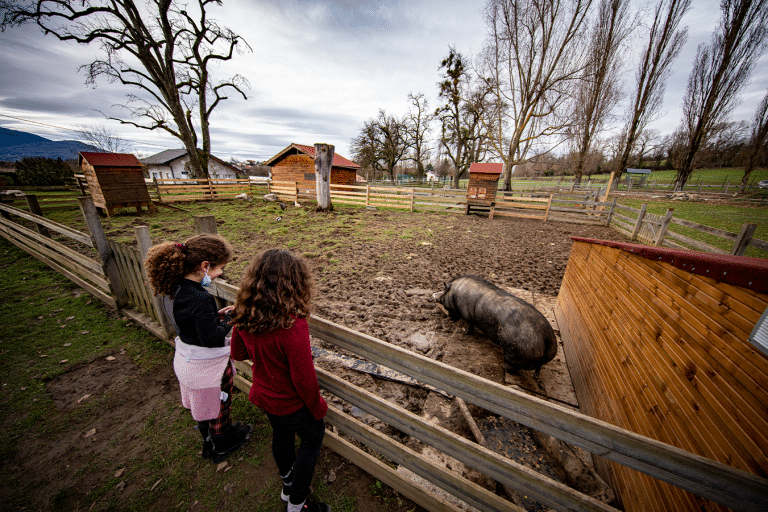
top-left (467, 173), bottom-right (500, 204)
top-left (272, 154), bottom-right (357, 189)
top-left (555, 241), bottom-right (768, 512)
top-left (96, 168), bottom-right (152, 206)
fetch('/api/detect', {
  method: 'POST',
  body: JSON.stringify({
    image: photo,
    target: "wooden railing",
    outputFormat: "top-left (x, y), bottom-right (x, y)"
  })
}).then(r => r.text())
top-left (611, 203), bottom-right (767, 256)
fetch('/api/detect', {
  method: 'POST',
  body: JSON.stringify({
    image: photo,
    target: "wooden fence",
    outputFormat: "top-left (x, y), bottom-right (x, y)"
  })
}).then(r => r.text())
top-left (556, 238), bottom-right (768, 511)
top-left (2, 199), bottom-right (767, 511)
top-left (610, 203), bottom-right (768, 256)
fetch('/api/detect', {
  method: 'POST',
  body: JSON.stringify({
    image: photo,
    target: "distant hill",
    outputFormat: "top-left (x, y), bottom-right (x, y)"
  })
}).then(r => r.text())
top-left (0, 127), bottom-right (98, 161)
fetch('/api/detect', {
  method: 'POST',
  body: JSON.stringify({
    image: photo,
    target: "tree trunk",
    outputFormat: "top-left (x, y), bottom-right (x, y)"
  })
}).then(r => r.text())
top-left (314, 143), bottom-right (334, 212)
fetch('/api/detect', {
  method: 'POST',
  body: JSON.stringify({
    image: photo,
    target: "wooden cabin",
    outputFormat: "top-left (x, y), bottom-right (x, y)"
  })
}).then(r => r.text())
top-left (466, 163), bottom-right (502, 215)
top-left (556, 238), bottom-right (768, 512)
top-left (79, 152), bottom-right (156, 216)
top-left (265, 143), bottom-right (360, 190)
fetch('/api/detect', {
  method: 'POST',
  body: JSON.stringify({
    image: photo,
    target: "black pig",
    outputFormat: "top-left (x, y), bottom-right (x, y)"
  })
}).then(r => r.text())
top-left (437, 276), bottom-right (557, 376)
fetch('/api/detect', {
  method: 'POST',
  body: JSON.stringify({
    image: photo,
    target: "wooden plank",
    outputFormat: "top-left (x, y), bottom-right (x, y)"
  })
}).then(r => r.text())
top-left (109, 241), bottom-right (143, 313)
top-left (0, 217), bottom-right (103, 276)
top-left (0, 203), bottom-right (94, 246)
top-left (670, 217), bottom-right (738, 241)
top-left (0, 229), bottom-right (116, 308)
top-left (491, 211), bottom-right (546, 220)
top-left (322, 428), bottom-right (470, 512)
top-left (120, 308), bottom-right (165, 341)
top-left (306, 316), bottom-right (768, 511)
top-left (316, 368), bottom-right (616, 512)
top-left (664, 230), bottom-right (727, 254)
top-left (1, 222), bottom-right (110, 290)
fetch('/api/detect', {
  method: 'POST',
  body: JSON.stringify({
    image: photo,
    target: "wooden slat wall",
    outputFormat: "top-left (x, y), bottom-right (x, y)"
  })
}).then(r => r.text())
top-left (556, 241), bottom-right (768, 512)
top-left (271, 155), bottom-right (357, 189)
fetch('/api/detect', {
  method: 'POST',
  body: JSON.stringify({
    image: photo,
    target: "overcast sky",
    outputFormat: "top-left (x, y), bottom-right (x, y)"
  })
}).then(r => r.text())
top-left (1, 0), bottom-right (766, 163)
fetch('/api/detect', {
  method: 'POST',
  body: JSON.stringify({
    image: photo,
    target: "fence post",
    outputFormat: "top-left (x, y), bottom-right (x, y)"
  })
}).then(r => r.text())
top-left (605, 198), bottom-right (617, 227)
top-left (731, 223), bottom-right (757, 256)
top-left (544, 194), bottom-right (553, 222)
top-left (134, 226), bottom-right (175, 338)
top-left (75, 175), bottom-right (87, 195)
top-left (193, 215), bottom-right (218, 235)
top-left (698, 180), bottom-right (703, 193)
top-left (650, 180), bottom-right (656, 192)
top-left (366, 184), bottom-right (370, 206)
top-left (631, 203), bottom-right (647, 241)
top-left (410, 188), bottom-right (415, 213)
top-left (193, 215), bottom-right (223, 308)
top-left (723, 179), bottom-right (730, 194)
top-left (655, 208), bottom-right (674, 247)
top-left (295, 182), bottom-right (299, 204)
top-left (24, 195), bottom-right (51, 238)
top-left (77, 196), bottom-right (129, 309)
top-left (153, 177), bottom-right (161, 200)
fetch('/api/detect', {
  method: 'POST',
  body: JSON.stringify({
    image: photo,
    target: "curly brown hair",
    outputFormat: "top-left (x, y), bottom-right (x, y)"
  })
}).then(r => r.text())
top-left (144, 234), bottom-right (234, 296)
top-left (231, 249), bottom-right (313, 333)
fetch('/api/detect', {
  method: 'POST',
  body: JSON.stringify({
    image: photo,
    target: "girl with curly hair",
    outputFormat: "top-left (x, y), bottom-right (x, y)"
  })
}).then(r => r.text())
top-left (145, 234), bottom-right (252, 464)
top-left (230, 249), bottom-right (329, 512)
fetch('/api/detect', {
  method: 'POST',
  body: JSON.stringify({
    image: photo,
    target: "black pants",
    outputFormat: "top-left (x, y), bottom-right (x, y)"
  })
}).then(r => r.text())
top-left (266, 407), bottom-right (325, 504)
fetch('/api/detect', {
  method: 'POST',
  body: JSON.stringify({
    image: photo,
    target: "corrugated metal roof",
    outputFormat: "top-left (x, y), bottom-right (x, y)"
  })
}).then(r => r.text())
top-left (265, 143), bottom-right (361, 169)
top-left (572, 237), bottom-right (768, 293)
top-left (140, 149), bottom-right (188, 165)
top-left (79, 152), bottom-right (142, 168)
top-left (469, 163), bottom-right (503, 174)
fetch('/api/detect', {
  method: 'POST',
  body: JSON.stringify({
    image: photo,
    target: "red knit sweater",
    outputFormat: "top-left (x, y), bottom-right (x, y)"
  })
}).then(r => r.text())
top-left (230, 317), bottom-right (327, 420)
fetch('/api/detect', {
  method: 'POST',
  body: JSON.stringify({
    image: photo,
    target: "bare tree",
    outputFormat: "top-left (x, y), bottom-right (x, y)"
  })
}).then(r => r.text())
top-left (671, 0), bottom-right (768, 191)
top-left (739, 88), bottom-right (768, 192)
top-left (436, 48), bottom-right (492, 189)
top-left (479, 0), bottom-right (594, 190)
top-left (613, 0), bottom-right (690, 180)
top-left (1, 0), bottom-right (251, 178)
top-left (570, 0), bottom-right (633, 184)
top-left (350, 110), bottom-right (407, 182)
top-left (403, 93), bottom-right (433, 182)
top-left (77, 124), bottom-right (130, 153)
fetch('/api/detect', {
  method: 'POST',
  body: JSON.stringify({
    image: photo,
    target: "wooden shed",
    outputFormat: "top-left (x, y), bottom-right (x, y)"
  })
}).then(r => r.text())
top-left (79, 152), bottom-right (155, 216)
top-left (265, 143), bottom-right (360, 190)
top-left (466, 163), bottom-right (502, 215)
top-left (555, 238), bottom-right (768, 511)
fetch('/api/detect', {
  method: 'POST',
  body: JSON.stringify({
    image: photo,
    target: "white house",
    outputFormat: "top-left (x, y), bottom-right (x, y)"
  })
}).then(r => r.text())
top-left (426, 170), bottom-right (440, 182)
top-left (141, 149), bottom-right (239, 181)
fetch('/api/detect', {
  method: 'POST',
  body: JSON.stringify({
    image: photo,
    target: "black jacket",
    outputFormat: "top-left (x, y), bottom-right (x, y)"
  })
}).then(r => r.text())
top-left (171, 278), bottom-right (231, 348)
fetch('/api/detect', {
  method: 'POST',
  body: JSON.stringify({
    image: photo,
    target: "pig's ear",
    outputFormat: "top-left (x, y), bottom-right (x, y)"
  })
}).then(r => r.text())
top-left (443, 281), bottom-right (450, 291)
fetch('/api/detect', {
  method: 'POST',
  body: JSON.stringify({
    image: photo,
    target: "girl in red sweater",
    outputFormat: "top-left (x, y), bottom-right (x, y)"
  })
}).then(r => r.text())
top-left (230, 249), bottom-right (329, 512)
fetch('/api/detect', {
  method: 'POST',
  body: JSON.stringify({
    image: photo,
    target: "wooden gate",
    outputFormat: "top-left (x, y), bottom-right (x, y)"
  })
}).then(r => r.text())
top-left (636, 211), bottom-right (663, 244)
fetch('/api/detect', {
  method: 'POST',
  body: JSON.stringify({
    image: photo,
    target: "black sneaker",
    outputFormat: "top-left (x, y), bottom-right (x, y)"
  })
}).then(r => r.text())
top-left (286, 497), bottom-right (331, 512)
top-left (210, 423), bottom-right (253, 464)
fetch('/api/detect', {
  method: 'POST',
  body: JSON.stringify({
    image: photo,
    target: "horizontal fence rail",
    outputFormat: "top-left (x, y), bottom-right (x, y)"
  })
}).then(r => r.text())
top-left (610, 203), bottom-right (766, 256)
top-left (304, 316), bottom-right (768, 512)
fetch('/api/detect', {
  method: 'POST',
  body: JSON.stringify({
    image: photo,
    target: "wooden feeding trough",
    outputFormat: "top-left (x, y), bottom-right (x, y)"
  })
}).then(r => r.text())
top-left (79, 152), bottom-right (156, 217)
top-left (465, 163), bottom-right (502, 215)
top-left (555, 238), bottom-right (768, 512)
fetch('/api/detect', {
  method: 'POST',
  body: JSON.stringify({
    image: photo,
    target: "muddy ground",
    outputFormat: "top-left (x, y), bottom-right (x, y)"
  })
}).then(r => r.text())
top-left (11, 206), bottom-right (631, 511)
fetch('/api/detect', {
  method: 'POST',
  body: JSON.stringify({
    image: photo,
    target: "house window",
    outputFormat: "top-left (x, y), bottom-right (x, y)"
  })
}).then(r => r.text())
top-left (165, 173), bottom-right (172, 179)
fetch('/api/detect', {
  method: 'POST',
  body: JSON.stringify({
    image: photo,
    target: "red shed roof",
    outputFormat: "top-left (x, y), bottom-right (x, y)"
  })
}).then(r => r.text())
top-left (265, 143), bottom-right (361, 169)
top-left (572, 237), bottom-right (768, 293)
top-left (469, 162), bottom-right (503, 175)
top-left (79, 152), bottom-right (143, 168)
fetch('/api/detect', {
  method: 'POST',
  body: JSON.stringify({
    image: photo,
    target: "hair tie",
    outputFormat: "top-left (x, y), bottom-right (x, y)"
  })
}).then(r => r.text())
top-left (175, 243), bottom-right (187, 252)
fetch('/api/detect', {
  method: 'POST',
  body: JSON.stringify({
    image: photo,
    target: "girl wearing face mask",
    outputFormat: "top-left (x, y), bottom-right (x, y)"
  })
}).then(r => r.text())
top-left (145, 234), bottom-right (252, 463)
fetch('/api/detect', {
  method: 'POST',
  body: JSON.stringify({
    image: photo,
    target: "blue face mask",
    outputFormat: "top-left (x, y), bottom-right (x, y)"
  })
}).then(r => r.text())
top-left (201, 265), bottom-right (212, 287)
